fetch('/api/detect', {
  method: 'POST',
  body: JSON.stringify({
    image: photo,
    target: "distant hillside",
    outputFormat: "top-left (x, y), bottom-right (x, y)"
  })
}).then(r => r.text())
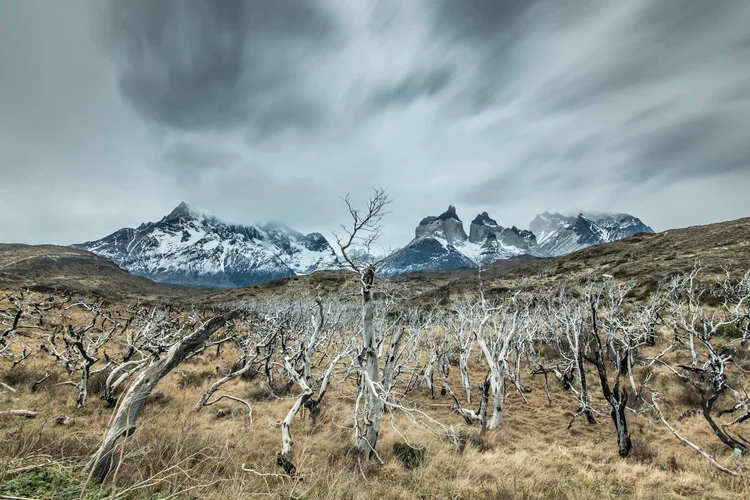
top-left (1, 216), bottom-right (748, 305)
top-left (0, 244), bottom-right (198, 301)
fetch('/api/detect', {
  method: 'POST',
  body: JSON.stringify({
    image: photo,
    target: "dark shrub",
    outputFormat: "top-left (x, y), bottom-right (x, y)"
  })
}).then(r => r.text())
top-left (393, 442), bottom-right (426, 469)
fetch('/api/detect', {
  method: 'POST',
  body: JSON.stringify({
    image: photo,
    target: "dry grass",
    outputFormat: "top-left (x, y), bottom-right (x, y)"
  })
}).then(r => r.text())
top-left (2, 339), bottom-right (749, 499)
top-left (2, 217), bottom-right (750, 498)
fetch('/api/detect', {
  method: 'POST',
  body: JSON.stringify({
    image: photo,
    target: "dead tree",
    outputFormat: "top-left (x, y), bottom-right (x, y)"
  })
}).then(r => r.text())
top-left (193, 315), bottom-right (275, 412)
top-left (84, 309), bottom-right (239, 483)
top-left (659, 266), bottom-right (750, 453)
top-left (1, 290), bottom-right (53, 365)
top-left (582, 280), bottom-right (654, 458)
top-left (455, 288), bottom-right (527, 430)
top-left (547, 286), bottom-right (598, 424)
top-left (271, 298), bottom-right (354, 473)
top-left (334, 187), bottom-right (392, 460)
top-left (40, 301), bottom-right (124, 408)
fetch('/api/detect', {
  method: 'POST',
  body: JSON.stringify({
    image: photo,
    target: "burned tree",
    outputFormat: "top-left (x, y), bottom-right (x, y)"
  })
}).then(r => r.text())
top-left (581, 280), bottom-right (656, 458)
top-left (40, 301), bottom-right (126, 408)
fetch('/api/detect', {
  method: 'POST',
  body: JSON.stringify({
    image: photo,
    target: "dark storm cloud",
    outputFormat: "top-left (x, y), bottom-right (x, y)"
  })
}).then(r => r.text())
top-left (160, 142), bottom-right (240, 182)
top-left (429, 0), bottom-right (594, 113)
top-left (2, 0), bottom-right (750, 247)
top-left (432, 0), bottom-right (540, 42)
top-left (365, 67), bottom-right (455, 111)
top-left (532, 1), bottom-right (746, 116)
top-left (102, 0), bottom-right (338, 134)
top-left (451, 0), bottom-right (750, 211)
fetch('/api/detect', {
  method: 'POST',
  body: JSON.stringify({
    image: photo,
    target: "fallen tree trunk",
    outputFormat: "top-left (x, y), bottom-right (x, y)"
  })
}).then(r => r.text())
top-left (0, 409), bottom-right (37, 418)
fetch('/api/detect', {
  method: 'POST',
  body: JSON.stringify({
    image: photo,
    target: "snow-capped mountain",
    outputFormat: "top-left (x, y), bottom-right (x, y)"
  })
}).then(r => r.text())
top-left (379, 206), bottom-right (653, 276)
top-left (378, 206), bottom-right (545, 275)
top-left (464, 212), bottom-right (546, 265)
top-left (378, 206), bottom-right (475, 276)
top-left (529, 211), bottom-right (654, 257)
top-left (73, 202), bottom-right (339, 287)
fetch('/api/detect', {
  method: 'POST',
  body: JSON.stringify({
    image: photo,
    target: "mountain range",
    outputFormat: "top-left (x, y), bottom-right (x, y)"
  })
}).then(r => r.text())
top-left (377, 206), bottom-right (653, 276)
top-left (73, 202), bottom-right (654, 287)
top-left (73, 202), bottom-right (339, 287)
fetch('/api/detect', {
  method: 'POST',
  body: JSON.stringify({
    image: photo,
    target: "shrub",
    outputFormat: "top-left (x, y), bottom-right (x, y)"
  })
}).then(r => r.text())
top-left (0, 366), bottom-right (55, 389)
top-left (393, 442), bottom-right (426, 469)
top-left (630, 439), bottom-right (658, 464)
top-left (0, 467), bottom-right (108, 500)
top-left (716, 324), bottom-right (743, 339)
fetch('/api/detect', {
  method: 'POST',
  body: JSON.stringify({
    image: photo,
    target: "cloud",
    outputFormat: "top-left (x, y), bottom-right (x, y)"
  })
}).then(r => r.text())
top-left (1, 0), bottom-right (749, 248)
top-left (101, 0), bottom-right (339, 134)
top-left (365, 67), bottom-right (455, 112)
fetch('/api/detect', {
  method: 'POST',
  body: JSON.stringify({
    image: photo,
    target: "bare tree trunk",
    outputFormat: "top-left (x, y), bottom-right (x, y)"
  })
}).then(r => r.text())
top-left (103, 360), bottom-right (147, 406)
top-left (84, 311), bottom-right (237, 483)
top-left (381, 328), bottom-right (405, 412)
top-left (478, 377), bottom-right (491, 437)
top-left (576, 341), bottom-right (596, 424)
top-left (357, 266), bottom-right (382, 460)
top-left (459, 347), bottom-right (472, 403)
top-left (76, 362), bottom-right (90, 409)
top-left (487, 363), bottom-right (506, 429)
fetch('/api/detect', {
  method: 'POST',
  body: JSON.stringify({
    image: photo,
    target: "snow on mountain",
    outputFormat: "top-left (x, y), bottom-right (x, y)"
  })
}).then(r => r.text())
top-left (379, 206), bottom-right (653, 276)
top-left (73, 201), bottom-right (655, 283)
top-left (378, 206), bottom-right (475, 276)
top-left (378, 206), bottom-right (543, 275)
top-left (529, 211), bottom-right (654, 257)
top-left (73, 202), bottom-right (340, 287)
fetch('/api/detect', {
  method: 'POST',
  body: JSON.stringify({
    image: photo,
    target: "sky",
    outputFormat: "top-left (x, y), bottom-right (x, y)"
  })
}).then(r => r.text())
top-left (1, 0), bottom-right (749, 249)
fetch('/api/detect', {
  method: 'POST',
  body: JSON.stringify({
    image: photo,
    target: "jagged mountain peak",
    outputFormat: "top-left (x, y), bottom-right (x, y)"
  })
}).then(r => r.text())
top-left (419, 205), bottom-right (461, 226)
top-left (472, 212), bottom-right (498, 227)
top-left (163, 201), bottom-right (216, 222)
top-left (531, 210), bottom-right (654, 257)
top-left (73, 206), bottom-right (339, 288)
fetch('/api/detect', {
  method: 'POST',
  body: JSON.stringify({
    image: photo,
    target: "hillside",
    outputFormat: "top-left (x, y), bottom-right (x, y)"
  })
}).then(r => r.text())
top-left (1, 216), bottom-right (749, 305)
top-left (0, 244), bottom-right (199, 301)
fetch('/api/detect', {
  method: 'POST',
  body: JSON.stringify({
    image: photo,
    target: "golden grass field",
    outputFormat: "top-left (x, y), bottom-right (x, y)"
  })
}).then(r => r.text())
top-left (1, 306), bottom-right (748, 499)
top-left (1, 218), bottom-right (750, 499)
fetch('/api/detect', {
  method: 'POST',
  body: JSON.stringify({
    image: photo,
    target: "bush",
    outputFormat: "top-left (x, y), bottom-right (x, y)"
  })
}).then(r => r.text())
top-left (0, 366), bottom-right (57, 389)
top-left (716, 324), bottom-right (744, 339)
top-left (0, 467), bottom-right (107, 500)
top-left (393, 442), bottom-right (426, 469)
top-left (630, 439), bottom-right (658, 464)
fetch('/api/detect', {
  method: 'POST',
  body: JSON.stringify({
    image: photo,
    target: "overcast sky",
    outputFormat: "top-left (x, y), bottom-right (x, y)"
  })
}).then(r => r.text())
top-left (1, 0), bottom-right (749, 248)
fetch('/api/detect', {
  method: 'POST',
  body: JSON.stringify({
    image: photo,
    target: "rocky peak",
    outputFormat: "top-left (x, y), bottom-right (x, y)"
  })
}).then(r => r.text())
top-left (469, 211), bottom-right (502, 243)
top-left (472, 212), bottom-right (498, 227)
top-left (415, 205), bottom-right (468, 245)
top-left (419, 205), bottom-right (461, 226)
top-left (164, 201), bottom-right (193, 221)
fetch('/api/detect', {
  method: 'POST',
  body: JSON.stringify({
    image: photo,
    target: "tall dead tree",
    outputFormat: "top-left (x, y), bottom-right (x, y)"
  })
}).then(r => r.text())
top-left (335, 187), bottom-right (391, 460)
top-left (582, 280), bottom-right (655, 458)
top-left (85, 309), bottom-right (239, 483)
top-left (455, 286), bottom-right (527, 430)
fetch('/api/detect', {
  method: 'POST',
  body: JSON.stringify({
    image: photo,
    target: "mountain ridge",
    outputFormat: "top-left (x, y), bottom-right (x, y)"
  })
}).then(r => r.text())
top-left (378, 206), bottom-right (653, 275)
top-left (73, 202), bottom-right (340, 288)
top-left (71, 202), bottom-right (655, 286)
